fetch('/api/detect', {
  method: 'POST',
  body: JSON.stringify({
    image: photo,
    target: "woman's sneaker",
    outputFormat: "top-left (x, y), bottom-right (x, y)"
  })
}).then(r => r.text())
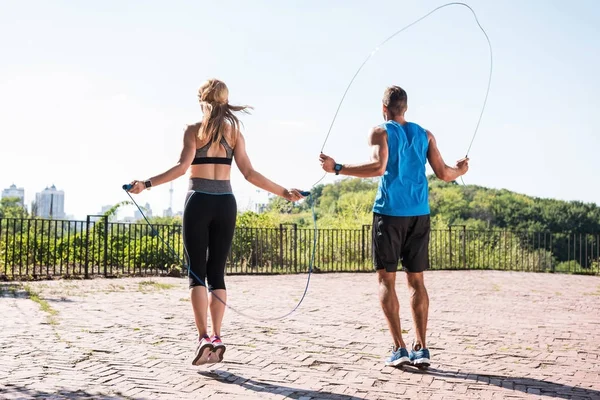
top-left (208, 335), bottom-right (226, 363)
top-left (384, 346), bottom-right (410, 367)
top-left (192, 335), bottom-right (214, 366)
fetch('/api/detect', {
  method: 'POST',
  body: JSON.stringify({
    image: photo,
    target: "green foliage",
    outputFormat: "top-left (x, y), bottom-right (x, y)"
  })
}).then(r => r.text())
top-left (0, 197), bottom-right (28, 219)
top-left (255, 175), bottom-right (600, 273)
top-left (2, 175), bottom-right (600, 278)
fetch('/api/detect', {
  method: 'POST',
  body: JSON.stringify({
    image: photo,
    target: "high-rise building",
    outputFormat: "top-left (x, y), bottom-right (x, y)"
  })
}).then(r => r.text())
top-left (1, 184), bottom-right (25, 207)
top-left (35, 185), bottom-right (65, 219)
top-left (134, 202), bottom-right (152, 220)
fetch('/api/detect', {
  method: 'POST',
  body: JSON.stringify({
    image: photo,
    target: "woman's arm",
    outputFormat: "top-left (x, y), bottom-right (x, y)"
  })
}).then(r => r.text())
top-left (233, 132), bottom-right (302, 201)
top-left (127, 126), bottom-right (196, 194)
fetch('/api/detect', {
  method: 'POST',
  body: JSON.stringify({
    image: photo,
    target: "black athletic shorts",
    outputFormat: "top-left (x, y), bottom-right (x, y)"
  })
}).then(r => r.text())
top-left (372, 212), bottom-right (430, 273)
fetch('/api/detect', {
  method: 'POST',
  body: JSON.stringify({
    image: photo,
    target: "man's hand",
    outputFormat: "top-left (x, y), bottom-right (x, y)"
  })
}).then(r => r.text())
top-left (319, 153), bottom-right (336, 173)
top-left (456, 157), bottom-right (469, 175)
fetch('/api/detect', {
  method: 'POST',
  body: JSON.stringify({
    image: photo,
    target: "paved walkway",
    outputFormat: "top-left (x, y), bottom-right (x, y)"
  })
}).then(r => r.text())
top-left (1, 271), bottom-right (599, 400)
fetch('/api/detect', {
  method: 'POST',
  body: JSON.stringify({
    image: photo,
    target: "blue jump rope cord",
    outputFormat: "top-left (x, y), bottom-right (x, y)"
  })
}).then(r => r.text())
top-left (124, 1), bottom-right (492, 321)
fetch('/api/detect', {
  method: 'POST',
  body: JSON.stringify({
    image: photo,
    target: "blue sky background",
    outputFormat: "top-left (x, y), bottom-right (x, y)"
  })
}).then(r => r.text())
top-left (1, 0), bottom-right (598, 219)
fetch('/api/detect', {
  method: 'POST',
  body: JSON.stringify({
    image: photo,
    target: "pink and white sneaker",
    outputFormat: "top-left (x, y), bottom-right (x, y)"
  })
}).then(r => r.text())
top-left (192, 335), bottom-right (214, 366)
top-left (208, 335), bottom-right (226, 363)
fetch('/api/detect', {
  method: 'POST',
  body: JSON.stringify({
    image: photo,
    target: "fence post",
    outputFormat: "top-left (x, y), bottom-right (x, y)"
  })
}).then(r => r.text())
top-left (448, 226), bottom-right (452, 268)
top-left (279, 224), bottom-right (284, 270)
top-left (0, 219), bottom-right (3, 277)
top-left (84, 215), bottom-right (91, 279)
top-left (279, 223), bottom-right (297, 272)
top-left (85, 214), bottom-right (105, 279)
top-left (361, 224), bottom-right (370, 262)
top-left (462, 226), bottom-right (467, 269)
top-left (293, 224), bottom-right (297, 272)
top-left (550, 233), bottom-right (555, 273)
top-left (103, 215), bottom-right (108, 277)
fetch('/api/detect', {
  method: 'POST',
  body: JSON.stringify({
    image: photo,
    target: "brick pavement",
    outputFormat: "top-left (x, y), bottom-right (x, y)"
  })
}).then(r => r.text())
top-left (1, 271), bottom-right (599, 399)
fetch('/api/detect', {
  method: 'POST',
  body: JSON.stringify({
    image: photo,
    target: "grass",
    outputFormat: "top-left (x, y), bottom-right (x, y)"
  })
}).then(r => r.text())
top-left (22, 284), bottom-right (59, 325)
top-left (138, 281), bottom-right (176, 291)
top-left (106, 283), bottom-right (126, 292)
top-left (23, 285), bottom-right (57, 315)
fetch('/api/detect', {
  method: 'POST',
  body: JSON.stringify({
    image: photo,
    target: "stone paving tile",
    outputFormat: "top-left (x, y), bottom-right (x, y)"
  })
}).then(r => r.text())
top-left (1, 271), bottom-right (599, 399)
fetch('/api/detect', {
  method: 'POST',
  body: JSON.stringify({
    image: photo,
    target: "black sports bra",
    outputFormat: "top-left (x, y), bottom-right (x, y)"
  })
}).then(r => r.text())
top-left (191, 137), bottom-right (234, 165)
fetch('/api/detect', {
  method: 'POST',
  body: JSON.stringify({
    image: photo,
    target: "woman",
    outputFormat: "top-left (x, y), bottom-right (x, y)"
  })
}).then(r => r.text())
top-left (127, 79), bottom-right (304, 366)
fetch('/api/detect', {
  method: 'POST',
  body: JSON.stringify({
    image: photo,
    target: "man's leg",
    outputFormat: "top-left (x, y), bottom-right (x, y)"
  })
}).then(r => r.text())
top-left (373, 213), bottom-right (411, 366)
top-left (377, 269), bottom-right (407, 350)
top-left (402, 215), bottom-right (431, 367)
top-left (406, 272), bottom-right (429, 350)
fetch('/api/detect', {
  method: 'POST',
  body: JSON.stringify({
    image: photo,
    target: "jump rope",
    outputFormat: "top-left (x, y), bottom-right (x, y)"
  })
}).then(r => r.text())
top-left (123, 2), bottom-right (493, 322)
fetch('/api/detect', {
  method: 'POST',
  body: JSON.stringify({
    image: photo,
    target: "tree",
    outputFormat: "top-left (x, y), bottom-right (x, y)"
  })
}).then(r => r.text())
top-left (0, 197), bottom-right (28, 219)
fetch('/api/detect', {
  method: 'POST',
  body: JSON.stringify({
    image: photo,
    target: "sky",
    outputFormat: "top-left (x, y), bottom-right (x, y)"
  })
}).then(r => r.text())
top-left (0, 0), bottom-right (599, 220)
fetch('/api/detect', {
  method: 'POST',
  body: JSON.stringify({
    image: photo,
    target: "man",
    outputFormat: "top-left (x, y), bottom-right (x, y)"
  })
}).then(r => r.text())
top-left (319, 86), bottom-right (469, 368)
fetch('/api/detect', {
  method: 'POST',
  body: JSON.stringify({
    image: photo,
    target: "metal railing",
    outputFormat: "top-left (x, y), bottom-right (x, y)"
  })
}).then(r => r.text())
top-left (1, 218), bottom-right (598, 279)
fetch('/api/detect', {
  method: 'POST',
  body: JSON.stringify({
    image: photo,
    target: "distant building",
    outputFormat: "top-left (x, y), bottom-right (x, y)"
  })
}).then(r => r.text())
top-left (1, 184), bottom-right (25, 208)
top-left (252, 189), bottom-right (270, 214)
top-left (35, 184), bottom-right (65, 219)
top-left (163, 207), bottom-right (173, 217)
top-left (134, 202), bottom-right (152, 220)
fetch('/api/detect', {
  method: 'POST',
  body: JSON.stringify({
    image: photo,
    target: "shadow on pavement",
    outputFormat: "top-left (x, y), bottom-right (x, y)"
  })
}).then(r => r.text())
top-left (0, 386), bottom-right (135, 400)
top-left (199, 369), bottom-right (366, 400)
top-left (400, 365), bottom-right (599, 399)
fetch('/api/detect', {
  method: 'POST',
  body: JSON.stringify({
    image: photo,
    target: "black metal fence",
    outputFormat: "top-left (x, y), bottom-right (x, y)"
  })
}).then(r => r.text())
top-left (1, 217), bottom-right (598, 280)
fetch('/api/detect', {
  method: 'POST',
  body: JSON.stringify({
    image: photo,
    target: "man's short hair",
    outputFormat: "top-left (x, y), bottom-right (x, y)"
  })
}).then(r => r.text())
top-left (383, 86), bottom-right (407, 117)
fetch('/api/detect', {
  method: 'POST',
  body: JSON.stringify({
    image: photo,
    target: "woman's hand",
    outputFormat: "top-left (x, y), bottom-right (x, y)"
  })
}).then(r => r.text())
top-left (126, 180), bottom-right (146, 194)
top-left (283, 188), bottom-right (304, 202)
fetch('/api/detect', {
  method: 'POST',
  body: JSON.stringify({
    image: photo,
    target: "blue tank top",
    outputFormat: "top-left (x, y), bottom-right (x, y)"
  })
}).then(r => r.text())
top-left (372, 121), bottom-right (430, 217)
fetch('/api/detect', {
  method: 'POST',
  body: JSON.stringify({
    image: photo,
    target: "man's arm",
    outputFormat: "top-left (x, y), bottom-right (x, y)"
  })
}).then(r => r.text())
top-left (319, 126), bottom-right (388, 178)
top-left (426, 130), bottom-right (469, 182)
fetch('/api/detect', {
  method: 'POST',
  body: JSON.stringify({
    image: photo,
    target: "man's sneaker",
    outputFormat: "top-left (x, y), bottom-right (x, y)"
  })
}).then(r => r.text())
top-left (208, 335), bottom-right (226, 363)
top-left (384, 346), bottom-right (410, 367)
top-left (192, 335), bottom-right (214, 366)
top-left (409, 347), bottom-right (431, 368)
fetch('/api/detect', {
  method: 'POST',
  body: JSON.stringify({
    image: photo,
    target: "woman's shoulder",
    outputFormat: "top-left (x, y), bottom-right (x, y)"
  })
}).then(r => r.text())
top-left (185, 121), bottom-right (202, 131)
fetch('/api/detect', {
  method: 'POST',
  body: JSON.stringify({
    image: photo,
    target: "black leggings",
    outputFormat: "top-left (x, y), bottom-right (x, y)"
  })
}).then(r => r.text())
top-left (183, 192), bottom-right (237, 290)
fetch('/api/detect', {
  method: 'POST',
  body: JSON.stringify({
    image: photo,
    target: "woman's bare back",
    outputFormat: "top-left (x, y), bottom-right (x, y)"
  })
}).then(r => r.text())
top-left (188, 122), bottom-right (237, 181)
